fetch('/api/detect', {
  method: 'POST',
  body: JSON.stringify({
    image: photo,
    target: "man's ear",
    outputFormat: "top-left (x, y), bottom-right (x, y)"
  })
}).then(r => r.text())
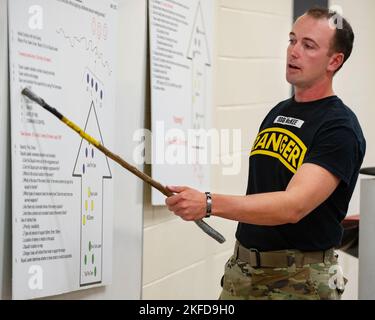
top-left (328, 52), bottom-right (344, 73)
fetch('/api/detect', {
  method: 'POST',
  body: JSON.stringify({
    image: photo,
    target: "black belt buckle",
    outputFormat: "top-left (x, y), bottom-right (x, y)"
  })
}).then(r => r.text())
top-left (250, 248), bottom-right (261, 268)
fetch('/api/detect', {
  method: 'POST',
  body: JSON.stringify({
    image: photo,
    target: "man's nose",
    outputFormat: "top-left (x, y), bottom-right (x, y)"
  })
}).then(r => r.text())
top-left (289, 43), bottom-right (301, 59)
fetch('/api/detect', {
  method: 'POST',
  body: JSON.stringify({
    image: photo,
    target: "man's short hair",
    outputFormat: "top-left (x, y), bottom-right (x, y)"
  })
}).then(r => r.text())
top-left (306, 7), bottom-right (354, 73)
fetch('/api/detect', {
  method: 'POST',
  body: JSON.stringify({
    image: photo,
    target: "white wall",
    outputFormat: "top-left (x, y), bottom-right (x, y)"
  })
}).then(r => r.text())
top-left (0, 0), bottom-right (146, 300)
top-left (358, 179), bottom-right (375, 299)
top-left (332, 0), bottom-right (375, 214)
top-left (214, 0), bottom-right (292, 194)
top-left (142, 0), bottom-right (293, 299)
top-left (330, 0), bottom-right (375, 300)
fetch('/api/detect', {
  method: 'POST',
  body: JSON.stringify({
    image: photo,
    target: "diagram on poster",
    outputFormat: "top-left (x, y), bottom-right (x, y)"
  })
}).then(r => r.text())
top-left (149, 0), bottom-right (214, 205)
top-left (72, 69), bottom-right (112, 286)
top-left (187, 2), bottom-right (212, 186)
top-left (9, 0), bottom-right (117, 299)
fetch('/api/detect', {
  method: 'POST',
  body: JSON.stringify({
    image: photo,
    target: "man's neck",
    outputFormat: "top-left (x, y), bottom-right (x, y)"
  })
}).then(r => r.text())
top-left (294, 79), bottom-right (335, 103)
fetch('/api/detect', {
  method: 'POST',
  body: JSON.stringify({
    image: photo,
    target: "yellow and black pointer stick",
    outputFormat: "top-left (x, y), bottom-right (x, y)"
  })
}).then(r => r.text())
top-left (21, 88), bottom-right (226, 244)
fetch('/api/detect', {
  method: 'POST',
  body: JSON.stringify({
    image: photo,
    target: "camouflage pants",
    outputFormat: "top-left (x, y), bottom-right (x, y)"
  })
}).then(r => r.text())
top-left (219, 249), bottom-right (346, 300)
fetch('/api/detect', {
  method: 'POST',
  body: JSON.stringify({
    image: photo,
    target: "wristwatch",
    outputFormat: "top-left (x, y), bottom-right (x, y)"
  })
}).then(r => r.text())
top-left (205, 192), bottom-right (212, 218)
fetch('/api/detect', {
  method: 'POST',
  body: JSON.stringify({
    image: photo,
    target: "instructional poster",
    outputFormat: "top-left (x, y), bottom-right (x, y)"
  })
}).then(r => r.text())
top-left (149, 0), bottom-right (214, 205)
top-left (9, 0), bottom-right (117, 299)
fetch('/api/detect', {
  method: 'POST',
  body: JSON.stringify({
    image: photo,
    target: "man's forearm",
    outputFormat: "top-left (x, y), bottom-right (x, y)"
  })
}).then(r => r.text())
top-left (211, 192), bottom-right (301, 226)
top-left (165, 165), bottom-right (339, 224)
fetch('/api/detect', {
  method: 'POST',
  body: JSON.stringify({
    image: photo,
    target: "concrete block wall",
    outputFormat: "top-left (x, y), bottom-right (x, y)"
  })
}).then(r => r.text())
top-left (142, 0), bottom-right (293, 300)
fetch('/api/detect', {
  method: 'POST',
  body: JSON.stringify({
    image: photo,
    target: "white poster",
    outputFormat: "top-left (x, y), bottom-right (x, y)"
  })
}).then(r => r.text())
top-left (149, 0), bottom-right (214, 205)
top-left (9, 0), bottom-right (118, 299)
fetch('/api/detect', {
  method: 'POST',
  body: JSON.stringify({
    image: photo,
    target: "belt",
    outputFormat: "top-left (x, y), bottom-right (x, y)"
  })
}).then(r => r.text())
top-left (234, 241), bottom-right (331, 268)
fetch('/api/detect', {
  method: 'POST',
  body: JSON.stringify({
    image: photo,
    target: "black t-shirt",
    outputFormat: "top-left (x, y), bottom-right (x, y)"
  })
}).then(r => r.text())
top-left (236, 96), bottom-right (366, 252)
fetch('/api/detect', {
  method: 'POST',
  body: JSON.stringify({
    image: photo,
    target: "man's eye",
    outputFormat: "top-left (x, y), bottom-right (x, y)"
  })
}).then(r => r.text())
top-left (304, 43), bottom-right (314, 49)
top-left (289, 39), bottom-right (296, 45)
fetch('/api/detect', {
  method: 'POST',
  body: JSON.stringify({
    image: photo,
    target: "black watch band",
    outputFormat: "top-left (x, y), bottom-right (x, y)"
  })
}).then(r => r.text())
top-left (205, 192), bottom-right (212, 218)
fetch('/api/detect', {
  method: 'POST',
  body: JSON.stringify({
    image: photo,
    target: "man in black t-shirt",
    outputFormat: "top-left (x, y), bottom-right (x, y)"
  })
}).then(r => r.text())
top-left (166, 8), bottom-right (366, 300)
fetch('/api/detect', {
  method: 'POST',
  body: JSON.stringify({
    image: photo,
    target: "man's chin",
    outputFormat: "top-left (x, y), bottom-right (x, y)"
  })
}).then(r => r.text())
top-left (286, 76), bottom-right (296, 85)
top-left (286, 75), bottom-right (302, 86)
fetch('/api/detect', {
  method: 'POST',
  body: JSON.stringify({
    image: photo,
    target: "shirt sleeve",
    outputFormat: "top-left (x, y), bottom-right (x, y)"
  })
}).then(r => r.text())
top-left (303, 122), bottom-right (360, 186)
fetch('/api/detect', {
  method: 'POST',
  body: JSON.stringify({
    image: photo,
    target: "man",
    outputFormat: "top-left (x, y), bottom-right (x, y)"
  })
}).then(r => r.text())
top-left (166, 8), bottom-right (366, 300)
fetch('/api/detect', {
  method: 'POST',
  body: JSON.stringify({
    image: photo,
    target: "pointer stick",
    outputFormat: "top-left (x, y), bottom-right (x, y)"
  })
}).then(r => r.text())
top-left (21, 88), bottom-right (226, 244)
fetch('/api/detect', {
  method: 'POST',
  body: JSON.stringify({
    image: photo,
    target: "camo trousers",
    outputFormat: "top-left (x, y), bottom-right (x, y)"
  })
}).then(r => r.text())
top-left (219, 248), bottom-right (346, 300)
